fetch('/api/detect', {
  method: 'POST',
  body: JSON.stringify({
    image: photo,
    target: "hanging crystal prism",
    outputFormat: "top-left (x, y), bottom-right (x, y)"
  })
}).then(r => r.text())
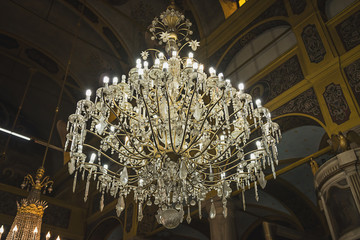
top-left (209, 199), bottom-right (216, 219)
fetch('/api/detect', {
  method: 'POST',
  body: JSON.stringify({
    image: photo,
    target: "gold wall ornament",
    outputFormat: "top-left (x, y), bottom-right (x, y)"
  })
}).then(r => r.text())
top-left (66, 2), bottom-right (281, 229)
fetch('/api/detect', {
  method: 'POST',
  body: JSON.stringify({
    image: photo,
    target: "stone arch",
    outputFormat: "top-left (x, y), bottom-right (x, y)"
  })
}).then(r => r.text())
top-left (87, 216), bottom-right (123, 240)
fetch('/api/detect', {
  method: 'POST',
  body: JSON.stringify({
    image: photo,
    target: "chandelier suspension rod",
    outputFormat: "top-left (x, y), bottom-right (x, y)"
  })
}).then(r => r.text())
top-left (2, 68), bottom-right (35, 156)
top-left (41, 0), bottom-right (86, 167)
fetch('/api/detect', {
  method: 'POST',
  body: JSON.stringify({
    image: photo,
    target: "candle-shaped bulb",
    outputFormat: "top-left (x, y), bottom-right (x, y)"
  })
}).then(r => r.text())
top-left (199, 64), bottom-right (204, 73)
top-left (186, 58), bottom-right (192, 67)
top-left (159, 52), bottom-right (164, 59)
top-left (220, 135), bottom-right (225, 141)
top-left (0, 225), bottom-right (4, 233)
top-left (250, 153), bottom-right (256, 160)
top-left (56, 236), bottom-right (61, 240)
top-left (209, 67), bottom-right (216, 76)
top-left (221, 172), bottom-right (226, 179)
top-left (33, 227), bottom-right (38, 234)
top-left (121, 75), bottom-right (126, 83)
top-left (188, 52), bottom-right (194, 58)
top-left (172, 50), bottom-right (177, 57)
top-left (225, 79), bottom-right (231, 84)
top-left (103, 76), bottom-right (109, 84)
top-left (85, 89), bottom-right (92, 100)
top-left (13, 225), bottom-right (18, 232)
top-left (46, 232), bottom-right (51, 240)
top-left (143, 61), bottom-right (148, 69)
top-left (103, 164), bottom-right (108, 174)
top-left (255, 99), bottom-right (262, 107)
top-left (218, 73), bottom-right (224, 80)
top-left (90, 153), bottom-right (96, 164)
top-left (238, 83), bottom-right (244, 91)
top-left (136, 58), bottom-right (141, 65)
top-left (193, 62), bottom-right (198, 70)
top-left (163, 62), bottom-right (169, 71)
top-left (154, 58), bottom-right (160, 67)
top-left (256, 141), bottom-right (262, 149)
top-left (113, 76), bottom-right (118, 85)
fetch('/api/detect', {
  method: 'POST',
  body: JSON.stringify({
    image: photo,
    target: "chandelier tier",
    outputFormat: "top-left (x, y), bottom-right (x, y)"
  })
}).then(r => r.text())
top-left (66, 3), bottom-right (281, 229)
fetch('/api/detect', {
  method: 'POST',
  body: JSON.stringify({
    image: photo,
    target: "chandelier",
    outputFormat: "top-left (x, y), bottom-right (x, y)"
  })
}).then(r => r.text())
top-left (66, 2), bottom-right (281, 229)
top-left (0, 168), bottom-right (60, 240)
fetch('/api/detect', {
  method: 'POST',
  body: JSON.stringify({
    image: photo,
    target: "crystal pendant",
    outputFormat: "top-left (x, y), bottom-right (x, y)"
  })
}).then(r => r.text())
top-left (100, 193), bottom-right (104, 212)
top-left (120, 167), bottom-right (128, 185)
top-left (223, 206), bottom-right (228, 218)
top-left (210, 200), bottom-right (216, 219)
top-left (138, 202), bottom-right (143, 221)
top-left (193, 104), bottom-right (202, 121)
top-left (179, 161), bottom-right (187, 180)
top-left (72, 171), bottom-right (78, 193)
top-left (186, 205), bottom-right (191, 224)
top-left (116, 195), bottom-right (125, 217)
top-left (198, 201), bottom-right (202, 219)
top-left (258, 171), bottom-right (267, 189)
top-left (209, 165), bottom-right (214, 181)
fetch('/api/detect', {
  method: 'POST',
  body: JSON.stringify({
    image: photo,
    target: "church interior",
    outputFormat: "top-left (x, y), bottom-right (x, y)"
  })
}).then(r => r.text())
top-left (0, 0), bottom-right (360, 239)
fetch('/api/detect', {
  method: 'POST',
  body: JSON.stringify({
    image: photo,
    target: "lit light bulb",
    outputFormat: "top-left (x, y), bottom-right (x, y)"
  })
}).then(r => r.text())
top-left (188, 52), bottom-right (193, 58)
top-left (46, 232), bottom-right (51, 240)
top-left (238, 83), bottom-right (244, 91)
top-left (121, 75), bottom-right (126, 83)
top-left (225, 79), bottom-right (230, 84)
top-left (250, 153), bottom-right (256, 160)
top-left (85, 89), bottom-right (92, 100)
top-left (221, 172), bottom-right (226, 179)
top-left (56, 236), bottom-right (61, 240)
top-left (209, 67), bottom-right (216, 76)
top-left (199, 64), bottom-right (204, 73)
top-left (172, 50), bottom-right (177, 57)
top-left (33, 227), bottom-right (38, 234)
top-left (186, 58), bottom-right (192, 67)
top-left (163, 62), bottom-right (169, 71)
top-left (218, 73), bottom-right (224, 80)
top-left (256, 141), bottom-right (262, 149)
top-left (112, 76), bottom-right (118, 85)
top-left (103, 164), bottom-right (108, 174)
top-left (159, 52), bottom-right (164, 59)
top-left (90, 153), bottom-right (96, 164)
top-left (0, 225), bottom-right (4, 234)
top-left (144, 61), bottom-right (149, 69)
top-left (255, 99), bottom-right (262, 107)
top-left (154, 58), bottom-right (160, 67)
top-left (193, 62), bottom-right (198, 70)
top-left (103, 76), bottom-right (109, 84)
top-left (13, 225), bottom-right (18, 232)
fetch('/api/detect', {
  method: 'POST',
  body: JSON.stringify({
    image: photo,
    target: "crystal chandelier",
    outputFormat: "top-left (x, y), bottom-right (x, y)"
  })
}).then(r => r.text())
top-left (0, 168), bottom-right (61, 240)
top-left (66, 2), bottom-right (281, 229)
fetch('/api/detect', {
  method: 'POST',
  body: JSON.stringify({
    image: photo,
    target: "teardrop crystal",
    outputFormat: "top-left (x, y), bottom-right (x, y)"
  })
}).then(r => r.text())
top-left (138, 202), bottom-right (143, 221)
top-left (186, 205), bottom-right (191, 224)
top-left (120, 167), bottom-right (128, 185)
top-left (259, 171), bottom-right (267, 189)
top-left (116, 197), bottom-right (125, 217)
top-left (179, 161), bottom-right (187, 180)
top-left (210, 200), bottom-right (216, 219)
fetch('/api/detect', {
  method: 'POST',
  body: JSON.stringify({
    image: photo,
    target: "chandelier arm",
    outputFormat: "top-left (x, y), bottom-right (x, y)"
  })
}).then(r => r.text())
top-left (104, 97), bottom-right (151, 159)
top-left (178, 81), bottom-right (197, 152)
top-left (140, 88), bottom-right (163, 156)
top-left (112, 102), bottom-right (140, 122)
top-left (178, 90), bottom-right (225, 155)
top-left (25, 174), bottom-right (35, 187)
top-left (85, 129), bottom-right (146, 160)
top-left (164, 87), bottom-right (177, 153)
top-left (187, 102), bottom-right (242, 159)
top-left (83, 143), bottom-right (147, 168)
top-left (112, 133), bottom-right (153, 160)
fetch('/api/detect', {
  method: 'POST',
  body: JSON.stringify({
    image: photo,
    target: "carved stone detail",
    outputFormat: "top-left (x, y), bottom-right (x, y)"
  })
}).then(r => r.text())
top-left (344, 58), bottom-right (360, 106)
top-left (301, 24), bottom-right (326, 63)
top-left (289, 0), bottom-right (306, 15)
top-left (249, 55), bottom-right (304, 104)
top-left (336, 10), bottom-right (360, 51)
top-left (323, 83), bottom-right (350, 125)
top-left (272, 88), bottom-right (324, 123)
